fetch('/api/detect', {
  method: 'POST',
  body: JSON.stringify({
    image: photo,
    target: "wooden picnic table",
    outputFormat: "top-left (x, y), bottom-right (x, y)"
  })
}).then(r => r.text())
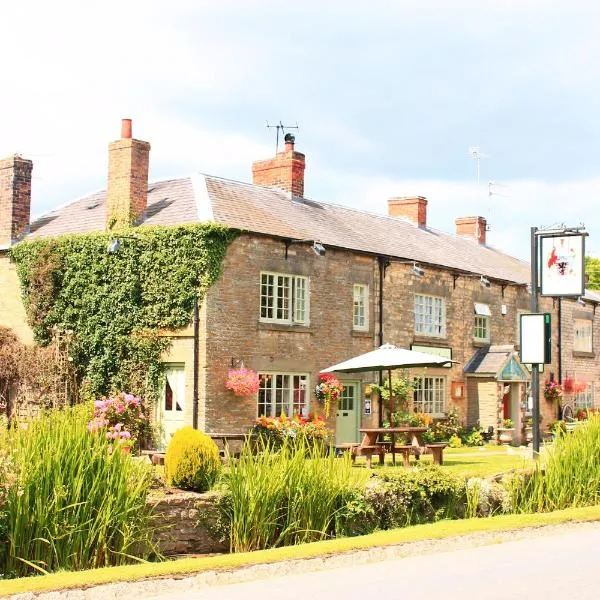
top-left (208, 432), bottom-right (249, 458)
top-left (357, 427), bottom-right (445, 468)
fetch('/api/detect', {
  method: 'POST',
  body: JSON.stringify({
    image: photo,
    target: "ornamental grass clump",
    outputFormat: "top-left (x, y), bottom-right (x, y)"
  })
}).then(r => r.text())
top-left (2, 405), bottom-right (156, 579)
top-left (164, 427), bottom-right (221, 492)
top-left (508, 416), bottom-right (600, 513)
top-left (221, 437), bottom-right (363, 553)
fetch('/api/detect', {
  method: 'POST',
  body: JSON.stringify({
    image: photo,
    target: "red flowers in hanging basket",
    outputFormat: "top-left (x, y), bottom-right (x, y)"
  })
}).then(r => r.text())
top-left (225, 367), bottom-right (260, 397)
top-left (563, 376), bottom-right (588, 394)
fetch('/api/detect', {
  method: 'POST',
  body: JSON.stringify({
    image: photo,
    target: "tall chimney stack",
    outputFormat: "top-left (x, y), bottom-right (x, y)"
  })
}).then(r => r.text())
top-left (106, 118), bottom-right (150, 229)
top-left (252, 133), bottom-right (306, 197)
top-left (0, 155), bottom-right (33, 247)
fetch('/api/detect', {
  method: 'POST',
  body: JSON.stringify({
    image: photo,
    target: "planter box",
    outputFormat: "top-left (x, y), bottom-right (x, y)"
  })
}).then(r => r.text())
top-left (497, 427), bottom-right (515, 445)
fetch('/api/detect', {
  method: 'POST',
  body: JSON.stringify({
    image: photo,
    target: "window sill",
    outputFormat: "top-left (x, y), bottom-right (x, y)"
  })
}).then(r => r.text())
top-left (473, 340), bottom-right (490, 348)
top-left (572, 351), bottom-right (595, 359)
top-left (257, 321), bottom-right (313, 334)
top-left (351, 329), bottom-right (372, 338)
top-left (413, 334), bottom-right (447, 344)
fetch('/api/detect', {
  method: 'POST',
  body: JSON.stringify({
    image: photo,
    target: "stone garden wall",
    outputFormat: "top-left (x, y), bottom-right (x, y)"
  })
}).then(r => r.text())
top-left (150, 490), bottom-right (228, 555)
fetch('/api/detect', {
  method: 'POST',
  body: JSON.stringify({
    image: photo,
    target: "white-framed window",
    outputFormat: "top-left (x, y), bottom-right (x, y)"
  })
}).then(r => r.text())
top-left (413, 376), bottom-right (447, 416)
top-left (474, 303), bottom-right (490, 342)
top-left (574, 383), bottom-right (594, 410)
top-left (574, 319), bottom-right (593, 353)
top-left (257, 373), bottom-right (309, 418)
top-left (260, 272), bottom-right (309, 325)
top-left (353, 284), bottom-right (368, 330)
top-left (414, 294), bottom-right (446, 337)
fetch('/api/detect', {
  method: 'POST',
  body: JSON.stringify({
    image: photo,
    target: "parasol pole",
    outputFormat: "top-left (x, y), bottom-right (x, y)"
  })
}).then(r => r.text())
top-left (388, 368), bottom-right (394, 426)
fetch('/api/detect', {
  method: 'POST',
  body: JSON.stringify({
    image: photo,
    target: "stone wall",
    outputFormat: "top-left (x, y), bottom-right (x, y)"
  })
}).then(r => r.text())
top-left (150, 490), bottom-right (227, 555)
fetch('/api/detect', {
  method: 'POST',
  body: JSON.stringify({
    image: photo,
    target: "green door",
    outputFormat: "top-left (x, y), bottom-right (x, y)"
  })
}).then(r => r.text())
top-left (336, 382), bottom-right (360, 445)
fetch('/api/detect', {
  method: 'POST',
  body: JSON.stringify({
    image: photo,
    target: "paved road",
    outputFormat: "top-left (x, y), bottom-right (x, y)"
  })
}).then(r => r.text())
top-left (147, 525), bottom-right (600, 600)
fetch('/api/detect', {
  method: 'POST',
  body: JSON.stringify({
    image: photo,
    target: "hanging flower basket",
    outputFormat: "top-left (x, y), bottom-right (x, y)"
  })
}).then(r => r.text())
top-left (544, 380), bottom-right (562, 403)
top-left (314, 374), bottom-right (344, 418)
top-left (563, 376), bottom-right (587, 394)
top-left (225, 367), bottom-right (260, 397)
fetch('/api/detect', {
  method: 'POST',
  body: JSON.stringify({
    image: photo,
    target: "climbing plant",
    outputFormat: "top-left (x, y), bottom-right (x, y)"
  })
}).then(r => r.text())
top-left (10, 224), bottom-right (237, 403)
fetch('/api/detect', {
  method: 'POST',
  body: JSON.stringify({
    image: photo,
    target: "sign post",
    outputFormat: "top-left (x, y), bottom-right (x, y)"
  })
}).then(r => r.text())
top-left (527, 226), bottom-right (587, 456)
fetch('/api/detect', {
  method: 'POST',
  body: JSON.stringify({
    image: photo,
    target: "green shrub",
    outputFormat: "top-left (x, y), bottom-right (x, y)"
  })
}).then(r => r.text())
top-left (165, 427), bottom-right (221, 492)
top-left (508, 416), bottom-right (600, 513)
top-left (219, 437), bottom-right (364, 552)
top-left (463, 428), bottom-right (484, 447)
top-left (361, 467), bottom-right (467, 530)
top-left (2, 405), bottom-right (156, 578)
top-left (448, 434), bottom-right (462, 448)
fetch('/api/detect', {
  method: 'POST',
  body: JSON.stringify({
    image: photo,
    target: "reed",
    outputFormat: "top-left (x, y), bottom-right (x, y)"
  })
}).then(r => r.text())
top-left (223, 438), bottom-right (362, 553)
top-left (1, 405), bottom-right (157, 578)
top-left (509, 417), bottom-right (600, 513)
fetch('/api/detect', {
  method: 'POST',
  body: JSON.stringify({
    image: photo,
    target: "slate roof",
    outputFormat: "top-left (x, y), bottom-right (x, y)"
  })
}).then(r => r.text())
top-left (463, 345), bottom-right (518, 376)
top-left (27, 174), bottom-right (531, 284)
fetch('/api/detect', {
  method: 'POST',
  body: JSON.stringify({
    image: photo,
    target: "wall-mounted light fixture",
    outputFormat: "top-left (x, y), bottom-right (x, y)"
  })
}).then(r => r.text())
top-left (412, 262), bottom-right (424, 277)
top-left (312, 241), bottom-right (326, 256)
top-left (284, 238), bottom-right (326, 259)
top-left (480, 276), bottom-right (491, 288)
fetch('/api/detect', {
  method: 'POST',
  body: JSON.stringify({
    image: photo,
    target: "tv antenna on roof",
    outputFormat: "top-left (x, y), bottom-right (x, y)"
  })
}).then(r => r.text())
top-left (468, 146), bottom-right (489, 185)
top-left (266, 120), bottom-right (299, 153)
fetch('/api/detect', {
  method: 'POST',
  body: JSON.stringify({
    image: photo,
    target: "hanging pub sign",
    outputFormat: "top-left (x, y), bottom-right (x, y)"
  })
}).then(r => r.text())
top-left (540, 234), bottom-right (585, 297)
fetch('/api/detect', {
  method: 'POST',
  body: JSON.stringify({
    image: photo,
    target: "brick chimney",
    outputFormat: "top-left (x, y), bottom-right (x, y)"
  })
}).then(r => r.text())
top-left (0, 155), bottom-right (33, 247)
top-left (388, 196), bottom-right (427, 227)
top-left (455, 216), bottom-right (487, 245)
top-left (106, 119), bottom-right (151, 229)
top-left (252, 134), bottom-right (305, 197)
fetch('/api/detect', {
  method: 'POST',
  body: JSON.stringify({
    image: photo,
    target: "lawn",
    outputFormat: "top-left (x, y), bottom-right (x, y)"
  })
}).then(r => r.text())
top-left (352, 445), bottom-right (533, 478)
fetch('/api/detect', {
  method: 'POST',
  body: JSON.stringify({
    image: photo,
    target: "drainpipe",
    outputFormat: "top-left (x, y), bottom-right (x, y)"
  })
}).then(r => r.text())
top-left (377, 256), bottom-right (389, 426)
top-left (557, 297), bottom-right (562, 385)
top-left (192, 291), bottom-right (199, 429)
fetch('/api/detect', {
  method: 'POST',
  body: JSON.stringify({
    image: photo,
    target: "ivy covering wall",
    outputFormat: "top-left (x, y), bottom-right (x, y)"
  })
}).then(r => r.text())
top-left (10, 224), bottom-right (237, 402)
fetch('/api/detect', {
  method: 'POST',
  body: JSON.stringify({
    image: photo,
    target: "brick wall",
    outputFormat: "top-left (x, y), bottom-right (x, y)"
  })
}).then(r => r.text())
top-left (202, 234), bottom-right (376, 432)
top-left (560, 297), bottom-right (600, 409)
top-left (0, 155), bottom-right (33, 247)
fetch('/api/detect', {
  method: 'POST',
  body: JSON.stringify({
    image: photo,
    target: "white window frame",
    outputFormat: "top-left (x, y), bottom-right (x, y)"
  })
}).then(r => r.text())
top-left (574, 318), bottom-right (593, 353)
top-left (414, 294), bottom-right (446, 338)
top-left (353, 284), bottom-right (369, 331)
top-left (474, 305), bottom-right (490, 342)
top-left (259, 271), bottom-right (310, 325)
top-left (574, 383), bottom-right (594, 410)
top-left (257, 372), bottom-right (309, 418)
top-left (413, 376), bottom-right (447, 417)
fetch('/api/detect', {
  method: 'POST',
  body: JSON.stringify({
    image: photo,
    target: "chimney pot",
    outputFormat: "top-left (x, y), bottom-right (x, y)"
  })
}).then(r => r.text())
top-left (388, 196), bottom-right (427, 227)
top-left (121, 118), bottom-right (132, 139)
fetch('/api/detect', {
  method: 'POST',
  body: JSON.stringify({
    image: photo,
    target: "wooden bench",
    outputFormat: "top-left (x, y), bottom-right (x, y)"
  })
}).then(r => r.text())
top-left (425, 443), bottom-right (447, 465)
top-left (335, 443), bottom-right (360, 461)
top-left (352, 444), bottom-right (386, 468)
top-left (392, 444), bottom-right (416, 467)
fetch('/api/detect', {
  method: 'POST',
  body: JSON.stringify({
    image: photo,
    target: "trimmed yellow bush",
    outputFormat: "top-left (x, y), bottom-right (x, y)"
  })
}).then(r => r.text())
top-left (165, 427), bottom-right (221, 492)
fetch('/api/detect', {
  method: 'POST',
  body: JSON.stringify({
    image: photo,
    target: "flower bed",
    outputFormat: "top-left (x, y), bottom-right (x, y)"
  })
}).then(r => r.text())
top-left (253, 414), bottom-right (328, 447)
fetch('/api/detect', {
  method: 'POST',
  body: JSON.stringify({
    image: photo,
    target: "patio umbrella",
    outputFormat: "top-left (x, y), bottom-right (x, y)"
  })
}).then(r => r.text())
top-left (321, 344), bottom-right (456, 425)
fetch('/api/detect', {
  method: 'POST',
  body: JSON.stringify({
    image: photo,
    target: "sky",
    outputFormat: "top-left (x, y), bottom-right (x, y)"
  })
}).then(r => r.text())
top-left (1, 0), bottom-right (600, 260)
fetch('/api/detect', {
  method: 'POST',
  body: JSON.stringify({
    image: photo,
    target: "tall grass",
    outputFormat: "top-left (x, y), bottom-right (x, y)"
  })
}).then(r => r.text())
top-left (1, 405), bottom-right (157, 578)
top-left (222, 438), bottom-right (364, 553)
top-left (509, 416), bottom-right (600, 513)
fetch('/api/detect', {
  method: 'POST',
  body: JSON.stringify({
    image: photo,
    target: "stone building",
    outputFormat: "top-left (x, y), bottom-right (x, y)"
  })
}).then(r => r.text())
top-left (0, 119), bottom-right (589, 446)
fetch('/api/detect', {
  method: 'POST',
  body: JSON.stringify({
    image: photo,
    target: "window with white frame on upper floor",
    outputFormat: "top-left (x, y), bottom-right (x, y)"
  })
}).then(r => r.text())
top-left (574, 318), bottom-right (593, 353)
top-left (260, 272), bottom-right (309, 325)
top-left (474, 303), bottom-right (491, 342)
top-left (353, 284), bottom-right (369, 330)
top-left (257, 373), bottom-right (309, 418)
top-left (413, 376), bottom-right (447, 417)
top-left (574, 382), bottom-right (594, 410)
top-left (414, 294), bottom-right (446, 337)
